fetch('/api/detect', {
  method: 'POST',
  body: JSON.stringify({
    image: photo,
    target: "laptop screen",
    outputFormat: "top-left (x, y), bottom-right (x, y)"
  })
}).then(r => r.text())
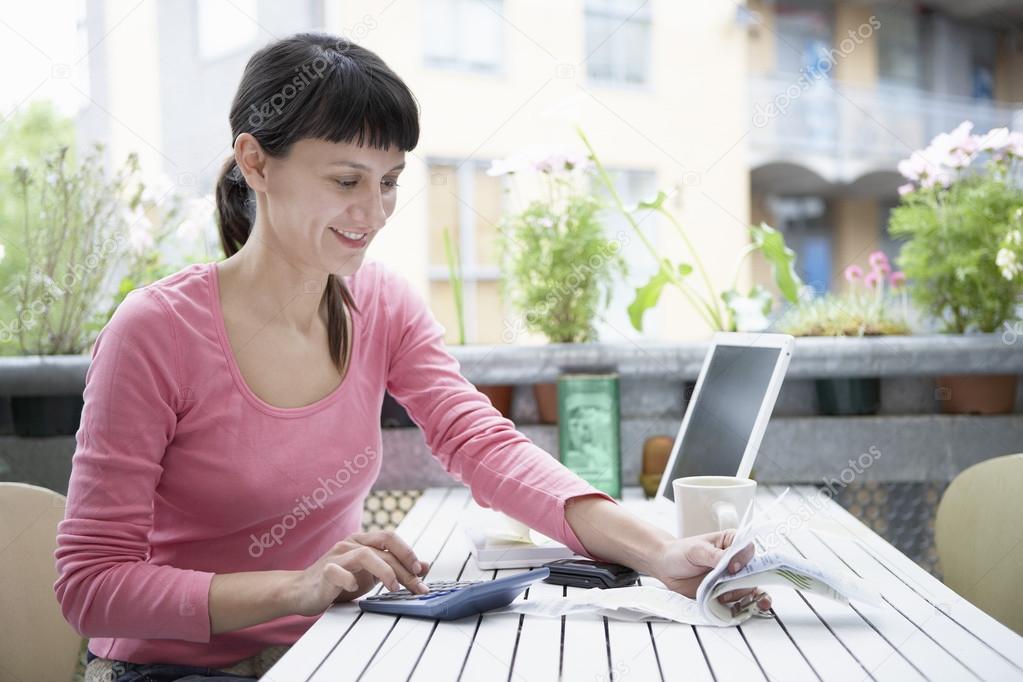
top-left (661, 345), bottom-right (781, 502)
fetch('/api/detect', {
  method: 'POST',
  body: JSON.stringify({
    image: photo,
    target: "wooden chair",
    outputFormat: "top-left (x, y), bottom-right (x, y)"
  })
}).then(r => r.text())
top-left (934, 453), bottom-right (1023, 635)
top-left (0, 483), bottom-right (83, 682)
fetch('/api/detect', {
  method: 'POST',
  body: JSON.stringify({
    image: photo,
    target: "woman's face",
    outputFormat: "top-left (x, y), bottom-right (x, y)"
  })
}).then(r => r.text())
top-left (262, 137), bottom-right (406, 276)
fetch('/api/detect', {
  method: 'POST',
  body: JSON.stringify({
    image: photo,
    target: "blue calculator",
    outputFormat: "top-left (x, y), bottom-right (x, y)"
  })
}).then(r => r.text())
top-left (358, 568), bottom-right (549, 620)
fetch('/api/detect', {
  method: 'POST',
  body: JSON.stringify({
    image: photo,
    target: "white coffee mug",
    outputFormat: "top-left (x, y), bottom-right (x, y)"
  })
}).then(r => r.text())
top-left (673, 475), bottom-right (756, 537)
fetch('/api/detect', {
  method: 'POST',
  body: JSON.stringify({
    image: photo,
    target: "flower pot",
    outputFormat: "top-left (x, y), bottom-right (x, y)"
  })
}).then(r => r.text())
top-left (815, 378), bottom-right (880, 416)
top-left (639, 435), bottom-right (673, 498)
top-left (477, 384), bottom-right (514, 419)
top-left (533, 382), bottom-right (559, 424)
top-left (935, 375), bottom-right (1017, 415)
top-left (11, 395), bottom-right (84, 437)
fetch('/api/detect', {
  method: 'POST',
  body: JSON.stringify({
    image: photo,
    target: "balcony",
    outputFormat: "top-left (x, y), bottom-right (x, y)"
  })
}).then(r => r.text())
top-left (749, 73), bottom-right (1023, 193)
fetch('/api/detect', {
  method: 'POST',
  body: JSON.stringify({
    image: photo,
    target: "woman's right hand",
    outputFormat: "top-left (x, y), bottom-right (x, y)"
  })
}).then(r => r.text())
top-left (287, 530), bottom-right (432, 617)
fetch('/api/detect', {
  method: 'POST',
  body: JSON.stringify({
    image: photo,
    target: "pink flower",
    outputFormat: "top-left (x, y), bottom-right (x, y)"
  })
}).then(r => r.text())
top-left (926, 121), bottom-right (978, 169)
top-left (897, 153), bottom-right (931, 182)
top-left (868, 251), bottom-right (889, 269)
top-left (897, 183), bottom-right (915, 196)
top-left (864, 271), bottom-right (881, 289)
top-left (843, 265), bottom-right (863, 284)
top-left (889, 271), bottom-right (906, 289)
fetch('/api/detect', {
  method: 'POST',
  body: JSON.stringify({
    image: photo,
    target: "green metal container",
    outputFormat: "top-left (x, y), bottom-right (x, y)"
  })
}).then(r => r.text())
top-left (557, 373), bottom-right (621, 498)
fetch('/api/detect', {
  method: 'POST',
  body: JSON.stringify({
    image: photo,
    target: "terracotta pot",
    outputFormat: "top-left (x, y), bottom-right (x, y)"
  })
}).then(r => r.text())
top-left (478, 384), bottom-right (514, 419)
top-left (639, 435), bottom-right (674, 498)
top-left (533, 382), bottom-right (559, 423)
top-left (935, 375), bottom-right (1018, 415)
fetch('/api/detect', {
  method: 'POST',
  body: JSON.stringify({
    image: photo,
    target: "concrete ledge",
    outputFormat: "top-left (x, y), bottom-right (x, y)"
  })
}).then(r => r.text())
top-left (2, 334), bottom-right (1019, 396)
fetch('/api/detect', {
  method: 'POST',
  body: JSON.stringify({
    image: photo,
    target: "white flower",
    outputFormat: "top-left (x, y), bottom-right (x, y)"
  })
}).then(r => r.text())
top-left (140, 173), bottom-right (176, 205)
top-left (0, 243), bottom-right (5, 263)
top-left (1007, 131), bottom-right (1023, 158)
top-left (978, 127), bottom-right (1010, 152)
top-left (487, 144), bottom-right (590, 177)
top-left (123, 205), bottom-right (155, 255)
top-left (897, 183), bottom-right (915, 196)
top-left (924, 120), bottom-right (977, 170)
top-left (997, 248), bottom-right (1022, 281)
top-left (176, 197), bottom-right (216, 243)
top-left (1008, 229), bottom-right (1023, 247)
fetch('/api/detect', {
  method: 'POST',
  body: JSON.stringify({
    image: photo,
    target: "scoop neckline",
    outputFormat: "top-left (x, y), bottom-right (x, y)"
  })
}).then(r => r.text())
top-left (207, 261), bottom-right (354, 418)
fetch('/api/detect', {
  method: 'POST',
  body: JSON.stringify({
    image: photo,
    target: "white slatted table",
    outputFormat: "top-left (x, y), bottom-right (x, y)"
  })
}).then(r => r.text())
top-left (264, 486), bottom-right (1023, 682)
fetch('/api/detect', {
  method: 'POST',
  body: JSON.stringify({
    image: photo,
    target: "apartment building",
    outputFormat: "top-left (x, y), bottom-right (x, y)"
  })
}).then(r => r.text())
top-left (78, 0), bottom-right (1023, 341)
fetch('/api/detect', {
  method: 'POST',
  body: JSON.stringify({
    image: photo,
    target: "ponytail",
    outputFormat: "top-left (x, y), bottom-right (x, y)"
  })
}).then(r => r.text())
top-left (215, 157), bottom-right (252, 258)
top-left (214, 154), bottom-right (359, 376)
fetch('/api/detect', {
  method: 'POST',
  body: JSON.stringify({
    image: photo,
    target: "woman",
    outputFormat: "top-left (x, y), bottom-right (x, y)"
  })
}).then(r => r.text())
top-left (55, 33), bottom-right (769, 680)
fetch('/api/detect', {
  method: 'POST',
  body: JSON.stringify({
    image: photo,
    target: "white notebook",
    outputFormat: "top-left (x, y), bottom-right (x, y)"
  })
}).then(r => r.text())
top-left (461, 504), bottom-right (577, 569)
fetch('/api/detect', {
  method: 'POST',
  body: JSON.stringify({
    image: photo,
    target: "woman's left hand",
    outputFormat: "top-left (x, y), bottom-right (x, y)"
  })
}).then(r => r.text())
top-left (649, 530), bottom-right (772, 612)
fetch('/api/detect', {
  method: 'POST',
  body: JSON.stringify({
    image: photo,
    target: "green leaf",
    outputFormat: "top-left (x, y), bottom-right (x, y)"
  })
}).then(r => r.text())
top-left (750, 222), bottom-right (802, 302)
top-left (636, 190), bottom-right (669, 211)
top-left (628, 260), bottom-right (688, 331)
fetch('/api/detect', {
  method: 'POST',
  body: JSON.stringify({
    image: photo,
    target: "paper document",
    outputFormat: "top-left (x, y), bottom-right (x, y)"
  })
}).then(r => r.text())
top-left (490, 488), bottom-right (882, 627)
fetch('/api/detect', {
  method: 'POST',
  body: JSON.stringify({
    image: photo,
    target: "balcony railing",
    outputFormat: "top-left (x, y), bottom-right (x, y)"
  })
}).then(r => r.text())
top-left (749, 73), bottom-right (1023, 182)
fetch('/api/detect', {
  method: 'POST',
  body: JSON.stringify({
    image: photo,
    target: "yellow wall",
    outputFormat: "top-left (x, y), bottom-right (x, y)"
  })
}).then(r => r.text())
top-left (995, 34), bottom-right (1023, 102)
top-left (337, 0), bottom-right (753, 341)
top-left (832, 197), bottom-right (880, 290)
top-left (832, 5), bottom-right (878, 88)
top-left (746, 0), bottom-right (777, 76)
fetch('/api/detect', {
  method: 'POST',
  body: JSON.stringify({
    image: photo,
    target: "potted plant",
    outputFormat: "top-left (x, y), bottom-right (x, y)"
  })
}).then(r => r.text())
top-left (577, 128), bottom-right (803, 334)
top-left (779, 252), bottom-right (911, 415)
top-left (490, 146), bottom-right (626, 423)
top-left (889, 121), bottom-right (1023, 414)
top-left (2, 144), bottom-right (190, 435)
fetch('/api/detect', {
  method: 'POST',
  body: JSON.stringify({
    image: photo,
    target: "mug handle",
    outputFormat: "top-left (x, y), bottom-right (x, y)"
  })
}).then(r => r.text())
top-left (712, 501), bottom-right (738, 531)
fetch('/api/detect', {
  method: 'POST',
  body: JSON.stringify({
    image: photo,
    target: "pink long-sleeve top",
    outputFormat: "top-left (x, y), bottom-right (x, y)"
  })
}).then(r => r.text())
top-left (54, 260), bottom-right (616, 667)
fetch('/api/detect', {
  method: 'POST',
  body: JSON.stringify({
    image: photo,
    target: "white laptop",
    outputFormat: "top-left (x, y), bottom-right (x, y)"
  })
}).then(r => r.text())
top-left (650, 332), bottom-right (794, 527)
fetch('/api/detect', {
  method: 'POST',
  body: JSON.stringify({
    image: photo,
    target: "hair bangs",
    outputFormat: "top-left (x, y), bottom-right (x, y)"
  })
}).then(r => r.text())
top-left (299, 52), bottom-right (420, 153)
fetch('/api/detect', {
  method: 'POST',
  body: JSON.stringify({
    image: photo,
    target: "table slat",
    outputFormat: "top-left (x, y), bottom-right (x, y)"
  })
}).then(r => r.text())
top-left (780, 485), bottom-right (1023, 681)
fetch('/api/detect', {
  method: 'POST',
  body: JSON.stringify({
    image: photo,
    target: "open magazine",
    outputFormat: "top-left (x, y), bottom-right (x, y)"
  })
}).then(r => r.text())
top-left (490, 489), bottom-right (882, 627)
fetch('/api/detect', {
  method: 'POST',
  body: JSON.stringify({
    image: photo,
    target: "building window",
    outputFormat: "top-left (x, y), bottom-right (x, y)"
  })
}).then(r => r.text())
top-left (423, 0), bottom-right (503, 72)
top-left (584, 0), bottom-right (652, 86)
top-left (196, 0), bottom-right (258, 61)
top-left (593, 169), bottom-right (659, 340)
top-left (874, 5), bottom-right (921, 89)
top-left (767, 196), bottom-right (832, 293)
top-left (774, 2), bottom-right (833, 77)
top-left (427, 161), bottom-right (506, 344)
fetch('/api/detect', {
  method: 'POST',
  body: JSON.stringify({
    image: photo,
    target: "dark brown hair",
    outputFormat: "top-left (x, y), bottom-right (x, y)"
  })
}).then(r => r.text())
top-left (216, 33), bottom-right (420, 373)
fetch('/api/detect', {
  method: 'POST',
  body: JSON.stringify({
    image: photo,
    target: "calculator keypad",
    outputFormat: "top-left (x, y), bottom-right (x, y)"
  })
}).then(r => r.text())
top-left (367, 579), bottom-right (483, 601)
